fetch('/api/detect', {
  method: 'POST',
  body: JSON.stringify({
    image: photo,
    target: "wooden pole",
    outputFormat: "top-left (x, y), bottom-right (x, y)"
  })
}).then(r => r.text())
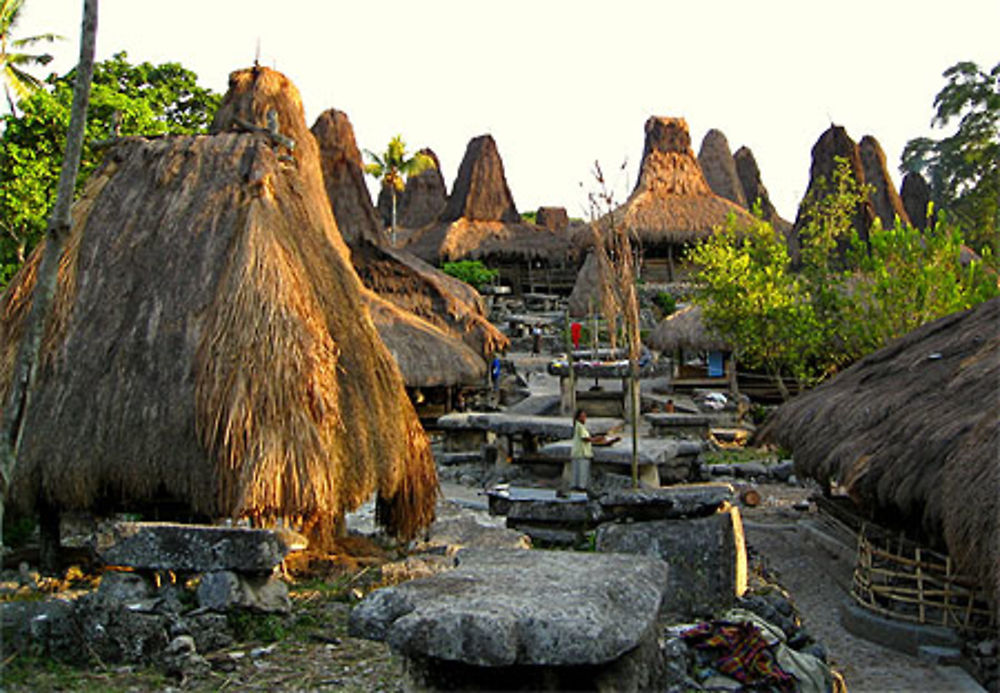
top-left (0, 0), bottom-right (99, 564)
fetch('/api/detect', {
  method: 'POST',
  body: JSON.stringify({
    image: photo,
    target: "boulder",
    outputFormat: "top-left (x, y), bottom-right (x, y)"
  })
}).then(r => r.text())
top-left (598, 483), bottom-right (734, 522)
top-left (859, 135), bottom-right (910, 229)
top-left (0, 598), bottom-right (76, 658)
top-left (98, 522), bottom-right (292, 573)
top-left (196, 571), bottom-right (291, 613)
top-left (349, 549), bottom-right (669, 689)
top-left (698, 129), bottom-right (747, 207)
top-left (536, 206), bottom-right (569, 231)
top-left (596, 507), bottom-right (747, 618)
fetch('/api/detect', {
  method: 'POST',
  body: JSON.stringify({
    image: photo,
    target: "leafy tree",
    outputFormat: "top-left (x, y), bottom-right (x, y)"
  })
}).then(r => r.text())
top-left (901, 61), bottom-right (999, 256)
top-left (0, 0), bottom-right (59, 114)
top-left (363, 135), bottom-right (434, 244)
top-left (0, 51), bottom-right (219, 284)
top-left (689, 157), bottom-right (997, 399)
top-left (441, 260), bottom-right (498, 290)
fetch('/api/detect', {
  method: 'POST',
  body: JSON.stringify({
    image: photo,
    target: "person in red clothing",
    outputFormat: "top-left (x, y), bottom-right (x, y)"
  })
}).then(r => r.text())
top-left (570, 321), bottom-right (582, 350)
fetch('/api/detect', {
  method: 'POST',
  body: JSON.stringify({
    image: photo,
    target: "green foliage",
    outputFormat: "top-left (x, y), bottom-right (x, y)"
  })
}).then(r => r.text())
top-left (363, 134), bottom-right (434, 236)
top-left (901, 61), bottom-right (999, 256)
top-left (689, 157), bottom-right (998, 397)
top-left (520, 210), bottom-right (537, 223)
top-left (0, 51), bottom-right (219, 285)
top-left (227, 611), bottom-right (289, 643)
top-left (653, 291), bottom-right (676, 315)
top-left (441, 259), bottom-right (498, 289)
top-left (1, 0), bottom-right (60, 113)
top-left (2, 512), bottom-right (34, 546)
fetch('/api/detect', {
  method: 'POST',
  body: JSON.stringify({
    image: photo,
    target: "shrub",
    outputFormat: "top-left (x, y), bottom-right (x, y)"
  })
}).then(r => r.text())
top-left (653, 291), bottom-right (676, 315)
top-left (441, 260), bottom-right (499, 289)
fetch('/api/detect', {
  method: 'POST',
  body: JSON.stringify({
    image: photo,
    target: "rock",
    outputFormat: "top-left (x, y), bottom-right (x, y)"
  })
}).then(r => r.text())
top-left (536, 206), bottom-right (569, 232)
top-left (415, 514), bottom-right (531, 554)
top-left (698, 129), bottom-right (747, 208)
top-left (196, 571), bottom-right (291, 614)
top-left (0, 598), bottom-right (76, 658)
top-left (732, 461), bottom-right (768, 479)
top-left (74, 591), bottom-right (171, 663)
top-left (771, 459), bottom-right (796, 482)
top-left (596, 507), bottom-right (747, 618)
top-left (99, 523), bottom-right (292, 573)
top-left (187, 612), bottom-right (234, 653)
top-left (598, 483), bottom-right (734, 522)
top-left (162, 634), bottom-right (210, 681)
top-left (350, 549), bottom-right (669, 689)
top-left (97, 570), bottom-right (155, 602)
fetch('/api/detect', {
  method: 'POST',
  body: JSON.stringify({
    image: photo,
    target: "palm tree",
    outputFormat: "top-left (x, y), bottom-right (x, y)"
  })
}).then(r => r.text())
top-left (364, 134), bottom-right (434, 245)
top-left (1, 0), bottom-right (60, 115)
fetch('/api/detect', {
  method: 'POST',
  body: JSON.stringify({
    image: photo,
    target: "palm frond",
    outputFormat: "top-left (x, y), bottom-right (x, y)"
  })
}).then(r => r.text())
top-left (11, 32), bottom-right (61, 47)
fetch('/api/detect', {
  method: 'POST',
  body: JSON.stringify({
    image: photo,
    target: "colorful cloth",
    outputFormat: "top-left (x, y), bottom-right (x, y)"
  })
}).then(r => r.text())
top-left (681, 620), bottom-right (797, 692)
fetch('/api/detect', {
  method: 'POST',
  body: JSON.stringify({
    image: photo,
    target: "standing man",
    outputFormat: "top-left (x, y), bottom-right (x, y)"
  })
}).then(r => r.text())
top-left (570, 408), bottom-right (594, 492)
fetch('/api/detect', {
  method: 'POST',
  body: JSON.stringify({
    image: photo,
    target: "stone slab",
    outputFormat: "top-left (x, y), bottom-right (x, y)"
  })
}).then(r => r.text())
top-left (599, 483), bottom-right (734, 521)
top-left (437, 412), bottom-right (620, 439)
top-left (349, 549), bottom-right (669, 667)
top-left (840, 599), bottom-right (962, 657)
top-left (98, 522), bottom-right (292, 573)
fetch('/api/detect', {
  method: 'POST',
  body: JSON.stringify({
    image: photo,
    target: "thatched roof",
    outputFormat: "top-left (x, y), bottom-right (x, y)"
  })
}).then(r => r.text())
top-left (351, 240), bottom-right (508, 357)
top-left (698, 129), bottom-right (747, 208)
top-left (901, 170), bottom-right (932, 230)
top-left (792, 125), bottom-right (876, 247)
top-left (645, 303), bottom-right (729, 352)
top-left (310, 108), bottom-right (385, 246)
top-left (859, 135), bottom-right (910, 230)
top-left (609, 117), bottom-right (755, 248)
top-left (398, 148), bottom-right (447, 229)
top-left (441, 134), bottom-right (520, 223)
top-left (761, 298), bottom-right (1000, 604)
top-left (403, 218), bottom-right (572, 264)
top-left (536, 206), bottom-right (569, 232)
top-left (0, 66), bottom-right (438, 545)
top-left (567, 250), bottom-right (602, 318)
top-left (366, 292), bottom-right (485, 388)
top-left (733, 145), bottom-right (792, 236)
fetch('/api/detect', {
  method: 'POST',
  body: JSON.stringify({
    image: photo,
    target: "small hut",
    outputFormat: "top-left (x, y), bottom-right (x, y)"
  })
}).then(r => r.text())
top-left (646, 304), bottom-right (735, 392)
top-left (0, 67), bottom-right (438, 550)
top-left (859, 135), bottom-right (910, 230)
top-left (698, 129), bottom-right (747, 208)
top-left (602, 117), bottom-right (756, 282)
top-left (762, 298), bottom-right (999, 619)
top-left (403, 134), bottom-right (576, 294)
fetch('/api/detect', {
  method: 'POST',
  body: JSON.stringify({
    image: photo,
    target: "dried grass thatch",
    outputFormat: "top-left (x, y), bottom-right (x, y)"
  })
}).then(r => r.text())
top-left (761, 298), bottom-right (1000, 606)
top-left (859, 135), bottom-right (910, 230)
top-left (698, 129), bottom-right (747, 208)
top-left (901, 170), bottom-right (933, 231)
top-left (0, 66), bottom-right (438, 545)
top-left (403, 218), bottom-right (572, 264)
top-left (733, 145), bottom-right (792, 236)
top-left (310, 108), bottom-right (385, 246)
top-left (646, 304), bottom-right (729, 352)
top-left (398, 148), bottom-right (447, 229)
top-left (609, 117), bottom-right (755, 248)
top-left (441, 134), bottom-right (520, 223)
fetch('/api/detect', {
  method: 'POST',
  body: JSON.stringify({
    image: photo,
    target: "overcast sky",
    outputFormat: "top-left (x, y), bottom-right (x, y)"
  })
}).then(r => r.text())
top-left (17, 1), bottom-right (1000, 221)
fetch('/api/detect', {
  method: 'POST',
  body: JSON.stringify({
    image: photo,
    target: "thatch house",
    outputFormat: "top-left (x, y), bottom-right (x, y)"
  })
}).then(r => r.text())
top-left (601, 117), bottom-right (756, 282)
top-left (310, 108), bottom-right (507, 365)
top-left (901, 170), bottom-right (933, 230)
top-left (403, 134), bottom-right (576, 294)
top-left (698, 129), bottom-right (747, 208)
top-left (859, 135), bottom-right (910, 230)
top-left (761, 298), bottom-right (1000, 612)
top-left (536, 206), bottom-right (569, 232)
top-left (645, 304), bottom-right (735, 391)
top-left (0, 66), bottom-right (438, 549)
top-left (733, 145), bottom-right (792, 236)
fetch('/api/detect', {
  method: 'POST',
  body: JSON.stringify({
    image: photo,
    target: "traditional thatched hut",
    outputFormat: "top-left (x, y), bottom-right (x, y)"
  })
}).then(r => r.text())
top-left (0, 66), bottom-right (438, 548)
top-left (603, 117), bottom-right (755, 281)
top-left (733, 145), bottom-right (792, 236)
top-left (310, 108), bottom-right (507, 361)
top-left (762, 298), bottom-right (1000, 611)
top-left (698, 129), bottom-right (747, 208)
top-left (901, 170), bottom-right (933, 230)
top-left (645, 304), bottom-right (734, 391)
top-left (859, 135), bottom-right (910, 230)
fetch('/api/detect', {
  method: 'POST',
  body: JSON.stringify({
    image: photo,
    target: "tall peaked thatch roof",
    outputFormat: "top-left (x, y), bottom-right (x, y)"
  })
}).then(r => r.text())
top-left (0, 66), bottom-right (438, 545)
top-left (733, 145), bottom-right (792, 235)
top-left (859, 135), bottom-right (910, 230)
top-left (610, 117), bottom-right (755, 248)
top-left (536, 206), bottom-right (569, 232)
top-left (398, 148), bottom-right (447, 229)
top-left (309, 109), bottom-right (507, 358)
top-left (698, 129), bottom-right (747, 208)
top-left (310, 108), bottom-right (385, 246)
top-left (646, 304), bottom-right (729, 352)
top-left (901, 170), bottom-right (933, 230)
top-left (761, 298), bottom-right (1000, 606)
top-left (441, 134), bottom-right (520, 223)
top-left (792, 125), bottom-right (876, 246)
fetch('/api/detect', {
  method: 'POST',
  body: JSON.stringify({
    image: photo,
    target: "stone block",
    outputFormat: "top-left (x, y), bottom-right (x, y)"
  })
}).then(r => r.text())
top-left (196, 571), bottom-right (290, 614)
top-left (98, 522), bottom-right (292, 573)
top-left (596, 507), bottom-right (747, 618)
top-left (598, 483), bottom-right (734, 522)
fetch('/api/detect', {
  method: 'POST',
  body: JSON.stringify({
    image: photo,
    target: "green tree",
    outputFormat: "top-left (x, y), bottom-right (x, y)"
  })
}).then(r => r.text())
top-left (901, 61), bottom-right (999, 256)
top-left (0, 0), bottom-right (59, 114)
top-left (0, 51), bottom-right (219, 284)
top-left (363, 135), bottom-right (434, 244)
top-left (440, 260), bottom-right (498, 290)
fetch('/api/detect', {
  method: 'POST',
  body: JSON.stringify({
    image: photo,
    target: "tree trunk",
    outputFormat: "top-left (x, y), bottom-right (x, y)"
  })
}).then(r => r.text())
top-left (390, 188), bottom-right (397, 246)
top-left (0, 0), bottom-right (98, 559)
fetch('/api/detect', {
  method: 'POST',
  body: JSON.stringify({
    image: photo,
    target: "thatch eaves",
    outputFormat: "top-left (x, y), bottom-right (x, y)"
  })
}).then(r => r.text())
top-left (646, 303), bottom-right (730, 352)
top-left (1, 67), bottom-right (438, 544)
top-left (403, 218), bottom-right (573, 265)
top-left (761, 298), bottom-right (1000, 604)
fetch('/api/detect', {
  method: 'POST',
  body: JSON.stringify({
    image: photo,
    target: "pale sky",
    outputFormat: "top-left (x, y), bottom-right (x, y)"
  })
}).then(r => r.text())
top-left (17, 1), bottom-right (1000, 221)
